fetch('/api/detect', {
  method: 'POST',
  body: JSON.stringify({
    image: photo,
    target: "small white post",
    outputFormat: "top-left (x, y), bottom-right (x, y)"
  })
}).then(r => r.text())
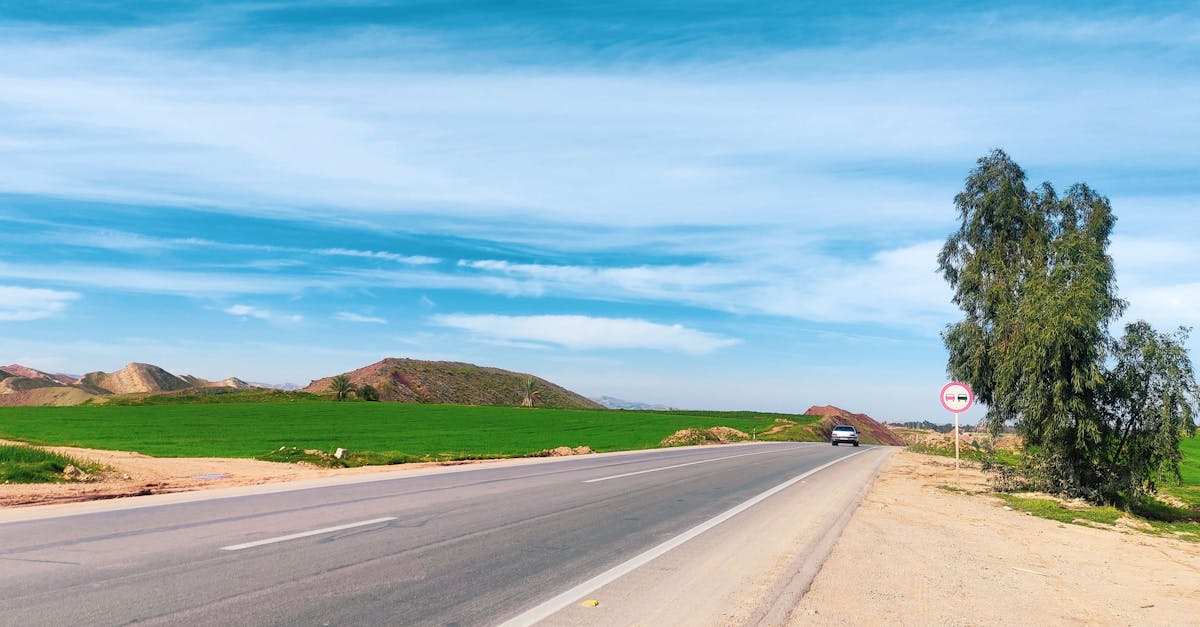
top-left (954, 411), bottom-right (960, 485)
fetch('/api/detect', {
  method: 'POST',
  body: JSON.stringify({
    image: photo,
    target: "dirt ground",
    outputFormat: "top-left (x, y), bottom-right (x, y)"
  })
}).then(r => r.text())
top-left (0, 439), bottom-right (490, 507)
top-left (793, 450), bottom-right (1200, 626)
top-left (5, 443), bottom-right (1199, 625)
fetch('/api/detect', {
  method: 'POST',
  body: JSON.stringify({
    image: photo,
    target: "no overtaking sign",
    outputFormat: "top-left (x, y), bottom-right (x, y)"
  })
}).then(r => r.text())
top-left (940, 382), bottom-right (973, 413)
top-left (941, 381), bottom-right (973, 482)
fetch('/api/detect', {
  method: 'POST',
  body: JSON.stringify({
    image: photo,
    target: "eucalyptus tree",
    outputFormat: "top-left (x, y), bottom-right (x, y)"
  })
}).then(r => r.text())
top-left (1103, 322), bottom-right (1198, 498)
top-left (937, 150), bottom-right (1196, 500)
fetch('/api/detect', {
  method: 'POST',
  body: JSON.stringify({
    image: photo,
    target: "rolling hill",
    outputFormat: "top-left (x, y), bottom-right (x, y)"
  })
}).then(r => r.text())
top-left (0, 362), bottom-right (263, 406)
top-left (79, 363), bottom-right (194, 395)
top-left (303, 358), bottom-right (604, 409)
top-left (1, 364), bottom-right (77, 385)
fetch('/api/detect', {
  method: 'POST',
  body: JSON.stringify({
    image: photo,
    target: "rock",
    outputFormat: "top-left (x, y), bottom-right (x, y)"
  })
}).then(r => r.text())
top-left (334, 448), bottom-right (348, 459)
top-left (62, 465), bottom-right (89, 481)
top-left (659, 426), bottom-right (749, 447)
top-left (536, 445), bottom-right (595, 457)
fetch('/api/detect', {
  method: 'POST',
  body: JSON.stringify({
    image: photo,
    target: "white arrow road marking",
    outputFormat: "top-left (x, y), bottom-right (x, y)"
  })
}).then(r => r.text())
top-left (583, 444), bottom-right (811, 483)
top-left (220, 517), bottom-right (397, 551)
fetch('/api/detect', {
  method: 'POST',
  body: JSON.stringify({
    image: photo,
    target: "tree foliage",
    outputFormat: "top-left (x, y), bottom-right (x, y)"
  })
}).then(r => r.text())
top-left (358, 384), bottom-right (379, 402)
top-left (520, 378), bottom-right (541, 408)
top-left (1103, 322), bottom-right (1198, 497)
top-left (330, 375), bottom-right (354, 401)
top-left (940, 149), bottom-right (1198, 501)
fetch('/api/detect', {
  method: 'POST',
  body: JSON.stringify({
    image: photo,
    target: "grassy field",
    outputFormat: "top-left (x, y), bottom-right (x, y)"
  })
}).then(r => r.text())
top-left (0, 403), bottom-right (807, 460)
top-left (928, 432), bottom-right (1200, 541)
top-left (0, 444), bottom-right (100, 483)
top-left (1179, 435), bottom-right (1199, 486)
top-left (1165, 434), bottom-right (1200, 508)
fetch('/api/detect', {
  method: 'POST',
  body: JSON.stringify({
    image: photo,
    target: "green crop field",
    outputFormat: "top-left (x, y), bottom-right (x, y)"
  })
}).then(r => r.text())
top-left (0, 444), bottom-right (100, 483)
top-left (0, 403), bottom-right (805, 461)
top-left (1180, 435), bottom-right (1199, 487)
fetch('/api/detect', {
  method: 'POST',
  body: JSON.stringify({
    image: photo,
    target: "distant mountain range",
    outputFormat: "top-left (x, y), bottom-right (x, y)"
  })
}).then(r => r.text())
top-left (249, 382), bottom-right (303, 391)
top-left (0, 358), bottom-right (602, 409)
top-left (0, 362), bottom-right (260, 406)
top-left (590, 395), bottom-right (673, 411)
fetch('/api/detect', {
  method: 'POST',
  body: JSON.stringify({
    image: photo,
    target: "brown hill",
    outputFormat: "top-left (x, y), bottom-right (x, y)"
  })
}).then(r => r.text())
top-left (0, 360), bottom-right (259, 405)
top-left (79, 363), bottom-right (193, 395)
top-left (0, 375), bottom-right (64, 394)
top-left (304, 358), bottom-right (604, 409)
top-left (0, 386), bottom-right (102, 407)
top-left (1, 364), bottom-right (76, 385)
top-left (212, 377), bottom-right (255, 389)
top-left (805, 405), bottom-right (906, 446)
top-left (179, 375), bottom-right (257, 389)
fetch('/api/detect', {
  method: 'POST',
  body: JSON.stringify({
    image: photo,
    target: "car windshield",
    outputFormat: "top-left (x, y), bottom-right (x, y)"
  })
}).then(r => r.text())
top-left (834, 426), bottom-right (855, 432)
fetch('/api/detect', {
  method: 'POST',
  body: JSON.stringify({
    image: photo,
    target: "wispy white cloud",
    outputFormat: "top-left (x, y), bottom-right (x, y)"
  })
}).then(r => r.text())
top-left (0, 285), bottom-right (80, 321)
top-left (0, 261), bottom-right (327, 296)
top-left (224, 304), bottom-right (302, 324)
top-left (456, 239), bottom-right (956, 333)
top-left (1, 21), bottom-right (1196, 236)
top-left (334, 311), bottom-right (387, 324)
top-left (978, 14), bottom-right (1200, 47)
top-left (431, 313), bottom-right (740, 354)
top-left (1110, 236), bottom-right (1200, 274)
top-left (1121, 283), bottom-right (1200, 332)
top-left (457, 258), bottom-right (737, 298)
top-left (24, 228), bottom-right (443, 266)
top-left (316, 248), bottom-right (440, 265)
top-left (224, 304), bottom-right (270, 320)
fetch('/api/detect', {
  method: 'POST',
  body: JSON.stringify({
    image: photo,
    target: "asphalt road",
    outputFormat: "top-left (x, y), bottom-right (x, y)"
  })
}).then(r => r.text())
top-left (0, 442), bottom-right (887, 626)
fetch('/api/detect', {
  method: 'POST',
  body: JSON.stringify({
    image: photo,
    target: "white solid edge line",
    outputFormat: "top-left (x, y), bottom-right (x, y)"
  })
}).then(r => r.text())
top-left (496, 447), bottom-right (876, 627)
top-left (220, 517), bottom-right (397, 551)
top-left (582, 445), bottom-right (806, 483)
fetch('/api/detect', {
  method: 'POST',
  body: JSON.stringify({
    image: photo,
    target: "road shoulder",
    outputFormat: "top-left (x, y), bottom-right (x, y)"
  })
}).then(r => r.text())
top-left (542, 447), bottom-right (896, 626)
top-left (791, 450), bottom-right (1200, 625)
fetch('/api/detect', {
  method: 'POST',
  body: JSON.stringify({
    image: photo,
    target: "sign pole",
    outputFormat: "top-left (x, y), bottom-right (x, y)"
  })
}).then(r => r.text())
top-left (954, 410), bottom-right (960, 485)
top-left (940, 382), bottom-right (973, 488)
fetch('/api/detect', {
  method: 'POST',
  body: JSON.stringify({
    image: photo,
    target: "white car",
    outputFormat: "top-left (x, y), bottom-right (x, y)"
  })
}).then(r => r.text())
top-left (830, 424), bottom-right (860, 446)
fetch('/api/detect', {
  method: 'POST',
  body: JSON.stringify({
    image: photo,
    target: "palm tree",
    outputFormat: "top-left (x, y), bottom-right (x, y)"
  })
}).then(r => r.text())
top-left (521, 378), bottom-right (541, 407)
top-left (330, 375), bottom-right (354, 401)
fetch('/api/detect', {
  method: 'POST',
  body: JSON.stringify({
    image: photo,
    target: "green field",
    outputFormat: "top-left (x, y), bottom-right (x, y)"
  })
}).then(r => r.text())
top-left (1179, 435), bottom-right (1199, 486)
top-left (0, 403), bottom-right (806, 460)
top-left (0, 444), bottom-right (101, 483)
top-left (976, 433), bottom-right (1200, 539)
top-left (1165, 435), bottom-right (1200, 508)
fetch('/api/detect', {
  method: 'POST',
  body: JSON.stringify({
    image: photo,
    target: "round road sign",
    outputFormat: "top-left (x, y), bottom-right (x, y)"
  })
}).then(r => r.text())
top-left (940, 382), bottom-right (973, 413)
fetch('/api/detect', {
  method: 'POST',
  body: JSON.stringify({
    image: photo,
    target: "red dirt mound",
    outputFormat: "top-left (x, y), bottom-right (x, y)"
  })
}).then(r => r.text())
top-left (805, 405), bottom-right (906, 446)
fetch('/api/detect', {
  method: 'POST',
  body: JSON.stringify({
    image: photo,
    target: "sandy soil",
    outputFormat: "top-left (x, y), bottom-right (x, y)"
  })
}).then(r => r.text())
top-left (793, 450), bottom-right (1200, 626)
top-left (0, 439), bottom-right (493, 507)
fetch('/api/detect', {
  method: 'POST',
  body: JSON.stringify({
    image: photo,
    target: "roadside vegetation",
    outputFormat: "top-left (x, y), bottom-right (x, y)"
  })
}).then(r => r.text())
top-left (939, 150), bottom-right (1198, 506)
top-left (0, 444), bottom-right (102, 484)
top-left (912, 433), bottom-right (1200, 542)
top-left (0, 403), bottom-right (816, 461)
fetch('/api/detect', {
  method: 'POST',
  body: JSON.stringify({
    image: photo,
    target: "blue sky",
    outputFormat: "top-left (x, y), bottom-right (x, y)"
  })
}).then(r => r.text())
top-left (2, 1), bottom-right (1198, 422)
